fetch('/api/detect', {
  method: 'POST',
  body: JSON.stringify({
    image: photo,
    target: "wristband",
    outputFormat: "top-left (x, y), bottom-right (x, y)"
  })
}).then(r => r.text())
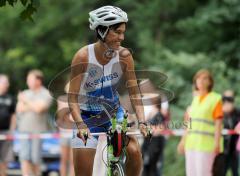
top-left (75, 121), bottom-right (88, 129)
top-left (138, 121), bottom-right (148, 126)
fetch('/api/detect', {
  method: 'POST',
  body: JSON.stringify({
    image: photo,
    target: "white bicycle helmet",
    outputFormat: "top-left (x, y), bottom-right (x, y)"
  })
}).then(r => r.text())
top-left (89, 6), bottom-right (128, 40)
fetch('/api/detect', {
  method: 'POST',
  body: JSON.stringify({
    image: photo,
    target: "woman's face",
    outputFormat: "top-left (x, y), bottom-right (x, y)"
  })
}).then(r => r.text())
top-left (196, 73), bottom-right (211, 92)
top-left (105, 23), bottom-right (126, 50)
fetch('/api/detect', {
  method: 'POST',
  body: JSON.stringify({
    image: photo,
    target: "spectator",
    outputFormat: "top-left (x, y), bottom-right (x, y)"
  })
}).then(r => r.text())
top-left (177, 69), bottom-right (223, 176)
top-left (0, 74), bottom-right (16, 176)
top-left (16, 70), bottom-right (52, 176)
top-left (222, 90), bottom-right (240, 176)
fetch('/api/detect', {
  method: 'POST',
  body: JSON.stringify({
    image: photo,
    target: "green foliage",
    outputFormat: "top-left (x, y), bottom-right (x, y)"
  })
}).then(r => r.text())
top-left (0, 0), bottom-right (39, 20)
top-left (127, 0), bottom-right (240, 104)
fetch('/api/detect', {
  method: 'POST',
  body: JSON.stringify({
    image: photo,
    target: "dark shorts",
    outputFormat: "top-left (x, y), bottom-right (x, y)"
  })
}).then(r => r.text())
top-left (72, 106), bottom-right (125, 149)
top-left (81, 105), bottom-right (125, 133)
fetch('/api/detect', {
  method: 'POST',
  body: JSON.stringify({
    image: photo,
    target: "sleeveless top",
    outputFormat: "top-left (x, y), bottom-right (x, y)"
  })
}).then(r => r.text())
top-left (79, 44), bottom-right (123, 112)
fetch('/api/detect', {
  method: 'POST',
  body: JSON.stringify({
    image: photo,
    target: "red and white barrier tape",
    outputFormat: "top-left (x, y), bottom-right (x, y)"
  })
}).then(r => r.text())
top-left (0, 132), bottom-right (64, 141)
top-left (0, 129), bottom-right (239, 140)
top-left (0, 131), bottom-right (142, 140)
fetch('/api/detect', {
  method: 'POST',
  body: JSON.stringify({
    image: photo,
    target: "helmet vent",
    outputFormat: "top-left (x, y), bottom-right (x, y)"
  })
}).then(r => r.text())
top-left (96, 10), bottom-right (108, 14)
top-left (98, 13), bottom-right (108, 18)
top-left (105, 17), bottom-right (116, 21)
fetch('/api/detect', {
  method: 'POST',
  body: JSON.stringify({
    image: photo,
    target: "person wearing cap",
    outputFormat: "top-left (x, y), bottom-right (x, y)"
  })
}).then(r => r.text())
top-left (222, 90), bottom-right (240, 176)
top-left (69, 5), bottom-right (149, 176)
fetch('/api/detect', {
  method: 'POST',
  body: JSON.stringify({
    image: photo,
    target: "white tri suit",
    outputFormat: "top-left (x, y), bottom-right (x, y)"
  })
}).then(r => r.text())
top-left (72, 44), bottom-right (125, 149)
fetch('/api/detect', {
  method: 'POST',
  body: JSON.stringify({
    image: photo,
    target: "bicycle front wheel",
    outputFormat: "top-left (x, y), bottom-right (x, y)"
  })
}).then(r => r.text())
top-left (112, 163), bottom-right (124, 176)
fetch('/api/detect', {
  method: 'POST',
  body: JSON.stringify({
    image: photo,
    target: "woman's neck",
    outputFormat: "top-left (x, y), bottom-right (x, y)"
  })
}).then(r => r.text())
top-left (95, 41), bottom-right (107, 53)
top-left (198, 89), bottom-right (209, 96)
top-left (94, 41), bottom-right (112, 65)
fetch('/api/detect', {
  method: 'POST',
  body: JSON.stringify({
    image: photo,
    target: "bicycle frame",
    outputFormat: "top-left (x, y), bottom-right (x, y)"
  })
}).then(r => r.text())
top-left (90, 112), bottom-right (142, 176)
top-left (91, 130), bottom-right (141, 176)
top-left (106, 111), bottom-right (128, 176)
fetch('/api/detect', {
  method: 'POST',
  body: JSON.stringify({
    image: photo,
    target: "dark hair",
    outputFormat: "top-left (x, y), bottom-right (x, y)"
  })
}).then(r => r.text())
top-left (96, 22), bottom-right (126, 41)
top-left (110, 22), bottom-right (126, 31)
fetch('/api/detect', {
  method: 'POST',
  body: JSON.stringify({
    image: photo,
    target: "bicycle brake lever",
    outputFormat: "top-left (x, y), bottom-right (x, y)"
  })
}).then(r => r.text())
top-left (147, 128), bottom-right (153, 140)
top-left (83, 132), bottom-right (88, 146)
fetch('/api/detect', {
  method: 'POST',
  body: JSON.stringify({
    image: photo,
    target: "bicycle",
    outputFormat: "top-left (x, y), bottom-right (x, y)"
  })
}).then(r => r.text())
top-left (85, 111), bottom-right (152, 176)
top-left (106, 111), bottom-right (128, 176)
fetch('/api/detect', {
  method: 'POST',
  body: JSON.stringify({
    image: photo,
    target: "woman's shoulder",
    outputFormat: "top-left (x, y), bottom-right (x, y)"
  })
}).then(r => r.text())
top-left (71, 45), bottom-right (89, 64)
top-left (205, 91), bottom-right (222, 105)
top-left (210, 91), bottom-right (222, 99)
top-left (118, 46), bottom-right (134, 69)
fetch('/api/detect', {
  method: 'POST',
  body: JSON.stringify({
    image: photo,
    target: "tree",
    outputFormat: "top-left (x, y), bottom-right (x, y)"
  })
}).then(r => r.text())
top-left (0, 0), bottom-right (39, 20)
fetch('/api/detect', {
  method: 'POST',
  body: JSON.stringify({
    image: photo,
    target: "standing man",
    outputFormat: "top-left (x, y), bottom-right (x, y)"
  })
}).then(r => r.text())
top-left (16, 70), bottom-right (52, 176)
top-left (222, 90), bottom-right (240, 176)
top-left (0, 74), bottom-right (16, 176)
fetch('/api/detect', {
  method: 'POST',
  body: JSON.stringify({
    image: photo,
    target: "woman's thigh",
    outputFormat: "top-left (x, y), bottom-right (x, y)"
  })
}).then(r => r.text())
top-left (72, 148), bottom-right (96, 176)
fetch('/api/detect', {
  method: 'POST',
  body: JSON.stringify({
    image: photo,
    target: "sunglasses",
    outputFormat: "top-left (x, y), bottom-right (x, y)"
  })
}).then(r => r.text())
top-left (222, 96), bottom-right (234, 103)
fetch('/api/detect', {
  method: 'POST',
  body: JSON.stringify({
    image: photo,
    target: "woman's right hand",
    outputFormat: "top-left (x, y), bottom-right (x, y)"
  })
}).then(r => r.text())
top-left (77, 127), bottom-right (91, 146)
top-left (177, 140), bottom-right (185, 155)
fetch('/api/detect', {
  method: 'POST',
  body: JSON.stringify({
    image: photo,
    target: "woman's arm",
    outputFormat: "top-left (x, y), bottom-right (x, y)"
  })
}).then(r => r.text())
top-left (177, 108), bottom-right (190, 155)
top-left (214, 119), bottom-right (222, 154)
top-left (120, 49), bottom-right (145, 122)
top-left (68, 47), bottom-right (88, 129)
top-left (177, 130), bottom-right (187, 155)
top-left (213, 100), bottom-right (223, 154)
top-left (120, 49), bottom-right (149, 136)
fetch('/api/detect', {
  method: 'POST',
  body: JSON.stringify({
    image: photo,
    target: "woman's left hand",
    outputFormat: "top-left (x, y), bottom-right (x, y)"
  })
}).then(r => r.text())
top-left (214, 144), bottom-right (220, 154)
top-left (139, 123), bottom-right (152, 138)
